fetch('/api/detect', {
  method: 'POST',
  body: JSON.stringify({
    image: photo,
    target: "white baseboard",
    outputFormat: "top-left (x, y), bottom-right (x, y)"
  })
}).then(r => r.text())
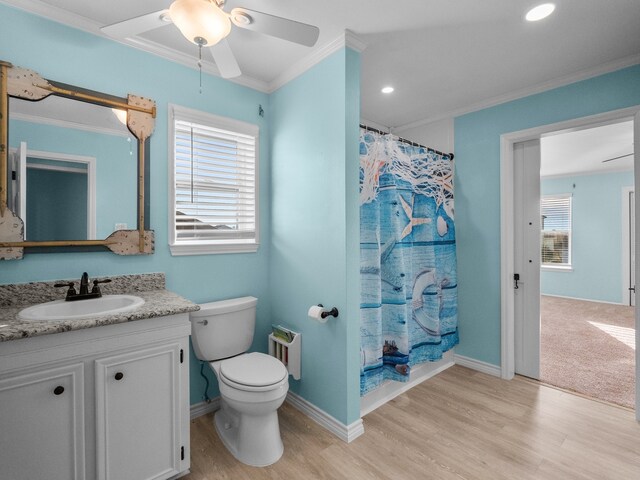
top-left (541, 293), bottom-right (624, 306)
top-left (190, 392), bottom-right (364, 444)
top-left (286, 391), bottom-right (365, 443)
top-left (190, 397), bottom-right (220, 420)
top-left (360, 350), bottom-right (455, 416)
top-left (454, 354), bottom-right (501, 377)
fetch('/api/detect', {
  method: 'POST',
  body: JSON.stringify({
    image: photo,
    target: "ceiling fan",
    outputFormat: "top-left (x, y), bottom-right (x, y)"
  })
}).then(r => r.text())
top-left (101, 0), bottom-right (320, 79)
top-left (602, 152), bottom-right (634, 163)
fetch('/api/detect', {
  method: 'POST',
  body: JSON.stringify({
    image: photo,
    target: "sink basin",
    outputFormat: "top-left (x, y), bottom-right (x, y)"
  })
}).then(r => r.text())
top-left (19, 295), bottom-right (145, 321)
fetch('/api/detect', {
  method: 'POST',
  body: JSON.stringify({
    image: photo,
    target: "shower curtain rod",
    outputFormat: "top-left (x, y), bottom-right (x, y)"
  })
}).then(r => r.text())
top-left (359, 124), bottom-right (454, 160)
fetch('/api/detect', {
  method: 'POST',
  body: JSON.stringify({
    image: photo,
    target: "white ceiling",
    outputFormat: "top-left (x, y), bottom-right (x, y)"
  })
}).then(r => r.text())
top-left (541, 120), bottom-right (634, 178)
top-left (3, 0), bottom-right (640, 131)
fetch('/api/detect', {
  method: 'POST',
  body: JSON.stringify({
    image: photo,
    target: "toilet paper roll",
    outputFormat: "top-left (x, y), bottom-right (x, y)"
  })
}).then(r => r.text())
top-left (308, 305), bottom-right (328, 323)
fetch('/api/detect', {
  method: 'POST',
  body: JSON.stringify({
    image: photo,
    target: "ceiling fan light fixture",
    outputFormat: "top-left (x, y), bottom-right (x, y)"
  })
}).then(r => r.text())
top-left (525, 3), bottom-right (556, 22)
top-left (169, 0), bottom-right (231, 46)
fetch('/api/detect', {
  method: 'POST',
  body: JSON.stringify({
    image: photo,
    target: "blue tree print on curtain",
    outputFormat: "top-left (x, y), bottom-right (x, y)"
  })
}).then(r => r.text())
top-left (360, 129), bottom-right (458, 395)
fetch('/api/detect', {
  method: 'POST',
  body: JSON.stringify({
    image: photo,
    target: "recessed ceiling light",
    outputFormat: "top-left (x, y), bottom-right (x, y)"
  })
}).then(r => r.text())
top-left (526, 3), bottom-right (555, 21)
top-left (381, 86), bottom-right (394, 94)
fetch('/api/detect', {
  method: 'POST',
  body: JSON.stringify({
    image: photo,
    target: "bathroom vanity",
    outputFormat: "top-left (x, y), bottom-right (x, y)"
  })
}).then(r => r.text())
top-left (0, 273), bottom-right (198, 480)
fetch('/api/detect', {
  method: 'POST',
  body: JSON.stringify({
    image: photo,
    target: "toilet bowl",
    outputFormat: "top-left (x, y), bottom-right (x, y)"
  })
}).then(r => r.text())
top-left (190, 297), bottom-right (290, 467)
top-left (210, 352), bottom-right (288, 466)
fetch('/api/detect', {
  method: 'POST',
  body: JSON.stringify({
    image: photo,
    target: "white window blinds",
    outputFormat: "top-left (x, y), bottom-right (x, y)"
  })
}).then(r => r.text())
top-left (540, 195), bottom-right (571, 266)
top-left (170, 106), bottom-right (259, 254)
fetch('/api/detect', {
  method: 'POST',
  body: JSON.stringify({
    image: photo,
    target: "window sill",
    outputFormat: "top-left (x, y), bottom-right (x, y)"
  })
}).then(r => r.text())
top-left (169, 242), bottom-right (259, 256)
top-left (541, 265), bottom-right (573, 272)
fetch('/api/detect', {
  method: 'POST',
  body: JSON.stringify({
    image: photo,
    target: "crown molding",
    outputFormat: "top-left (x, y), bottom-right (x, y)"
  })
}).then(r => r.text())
top-left (344, 29), bottom-right (367, 53)
top-left (268, 30), bottom-right (367, 93)
top-left (394, 53), bottom-right (640, 132)
top-left (1, 0), bottom-right (101, 33)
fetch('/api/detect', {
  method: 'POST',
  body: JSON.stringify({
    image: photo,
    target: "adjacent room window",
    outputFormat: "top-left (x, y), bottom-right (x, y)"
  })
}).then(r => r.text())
top-left (169, 105), bottom-right (259, 255)
top-left (540, 194), bottom-right (572, 268)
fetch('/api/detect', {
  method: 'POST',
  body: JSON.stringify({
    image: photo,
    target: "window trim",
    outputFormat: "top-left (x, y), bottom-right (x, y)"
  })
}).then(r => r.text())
top-left (540, 193), bottom-right (572, 268)
top-left (168, 104), bottom-right (259, 255)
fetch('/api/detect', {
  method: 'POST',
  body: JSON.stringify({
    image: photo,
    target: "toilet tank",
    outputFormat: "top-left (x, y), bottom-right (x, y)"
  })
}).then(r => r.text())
top-left (190, 296), bottom-right (258, 361)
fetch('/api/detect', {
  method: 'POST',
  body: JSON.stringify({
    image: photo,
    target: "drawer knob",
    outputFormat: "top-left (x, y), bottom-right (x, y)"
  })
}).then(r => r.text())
top-left (114, 372), bottom-right (124, 381)
top-left (53, 386), bottom-right (64, 395)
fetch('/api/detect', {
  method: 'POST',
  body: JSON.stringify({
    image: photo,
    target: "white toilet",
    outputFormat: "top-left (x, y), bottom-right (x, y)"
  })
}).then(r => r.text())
top-left (190, 296), bottom-right (289, 467)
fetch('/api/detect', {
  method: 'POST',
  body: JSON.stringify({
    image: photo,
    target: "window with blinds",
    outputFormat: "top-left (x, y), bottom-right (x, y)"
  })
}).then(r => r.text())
top-left (540, 194), bottom-right (571, 267)
top-left (169, 105), bottom-right (259, 255)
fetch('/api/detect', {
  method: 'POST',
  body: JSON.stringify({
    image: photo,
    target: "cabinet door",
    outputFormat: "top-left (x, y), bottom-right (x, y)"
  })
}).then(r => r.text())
top-left (0, 363), bottom-right (85, 480)
top-left (95, 344), bottom-right (182, 480)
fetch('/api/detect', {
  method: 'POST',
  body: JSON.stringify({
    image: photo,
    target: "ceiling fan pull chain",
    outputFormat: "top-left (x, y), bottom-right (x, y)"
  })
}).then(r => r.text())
top-left (198, 43), bottom-right (203, 94)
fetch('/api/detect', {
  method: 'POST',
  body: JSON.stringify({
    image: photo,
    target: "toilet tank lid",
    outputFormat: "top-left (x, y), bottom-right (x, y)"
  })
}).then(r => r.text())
top-left (191, 296), bottom-right (258, 318)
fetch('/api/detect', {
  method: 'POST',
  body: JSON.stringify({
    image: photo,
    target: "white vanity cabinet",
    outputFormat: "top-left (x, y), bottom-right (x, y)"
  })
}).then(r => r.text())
top-left (95, 344), bottom-right (184, 480)
top-left (0, 313), bottom-right (191, 480)
top-left (0, 363), bottom-right (86, 480)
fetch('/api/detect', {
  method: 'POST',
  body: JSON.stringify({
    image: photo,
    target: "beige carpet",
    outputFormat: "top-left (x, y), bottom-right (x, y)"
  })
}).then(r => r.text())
top-left (540, 295), bottom-right (635, 409)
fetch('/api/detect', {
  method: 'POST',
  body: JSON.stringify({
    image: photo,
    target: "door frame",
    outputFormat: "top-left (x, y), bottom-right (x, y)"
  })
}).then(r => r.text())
top-left (9, 147), bottom-right (97, 239)
top-left (499, 105), bottom-right (640, 411)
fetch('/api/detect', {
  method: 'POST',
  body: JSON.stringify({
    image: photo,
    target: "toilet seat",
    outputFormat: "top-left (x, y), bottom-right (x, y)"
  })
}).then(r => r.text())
top-left (219, 352), bottom-right (288, 392)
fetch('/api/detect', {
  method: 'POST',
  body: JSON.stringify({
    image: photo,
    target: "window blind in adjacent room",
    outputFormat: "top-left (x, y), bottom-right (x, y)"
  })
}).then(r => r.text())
top-left (540, 194), bottom-right (572, 266)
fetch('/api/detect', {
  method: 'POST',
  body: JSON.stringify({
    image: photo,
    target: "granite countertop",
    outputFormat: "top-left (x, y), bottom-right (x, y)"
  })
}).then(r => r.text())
top-left (0, 273), bottom-right (199, 343)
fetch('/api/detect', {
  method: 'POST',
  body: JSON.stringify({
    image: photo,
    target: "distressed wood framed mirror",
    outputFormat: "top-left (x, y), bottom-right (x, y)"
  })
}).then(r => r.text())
top-left (0, 60), bottom-right (156, 260)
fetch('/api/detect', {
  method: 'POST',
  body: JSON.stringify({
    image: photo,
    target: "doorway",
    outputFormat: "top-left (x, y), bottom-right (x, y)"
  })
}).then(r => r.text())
top-left (8, 143), bottom-right (96, 240)
top-left (536, 121), bottom-right (635, 408)
top-left (500, 106), bottom-right (640, 417)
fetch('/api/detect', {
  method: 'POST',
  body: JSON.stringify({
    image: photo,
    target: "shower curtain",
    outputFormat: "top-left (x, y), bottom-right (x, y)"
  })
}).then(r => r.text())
top-left (359, 129), bottom-right (458, 395)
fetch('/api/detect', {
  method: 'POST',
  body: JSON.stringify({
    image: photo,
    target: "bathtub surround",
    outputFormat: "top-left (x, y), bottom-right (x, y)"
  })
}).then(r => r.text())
top-left (454, 64), bottom-right (640, 367)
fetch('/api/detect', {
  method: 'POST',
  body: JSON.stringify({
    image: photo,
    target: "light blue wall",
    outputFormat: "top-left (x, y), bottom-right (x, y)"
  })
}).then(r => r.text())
top-left (0, 4), bottom-right (271, 406)
top-left (269, 48), bottom-right (361, 425)
top-left (454, 64), bottom-right (640, 366)
top-left (10, 119), bottom-right (136, 238)
top-left (541, 171), bottom-right (634, 303)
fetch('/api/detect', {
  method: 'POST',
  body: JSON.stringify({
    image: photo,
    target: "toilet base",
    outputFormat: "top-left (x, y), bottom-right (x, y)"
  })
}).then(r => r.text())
top-left (214, 403), bottom-right (284, 467)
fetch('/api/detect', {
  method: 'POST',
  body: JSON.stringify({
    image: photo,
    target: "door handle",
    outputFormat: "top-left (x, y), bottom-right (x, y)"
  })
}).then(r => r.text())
top-left (629, 286), bottom-right (636, 292)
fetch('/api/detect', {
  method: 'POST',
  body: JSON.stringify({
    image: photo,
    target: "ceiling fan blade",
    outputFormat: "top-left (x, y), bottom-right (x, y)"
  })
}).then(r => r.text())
top-left (229, 8), bottom-right (319, 47)
top-left (208, 39), bottom-right (241, 79)
top-left (101, 10), bottom-right (170, 39)
top-left (602, 152), bottom-right (634, 163)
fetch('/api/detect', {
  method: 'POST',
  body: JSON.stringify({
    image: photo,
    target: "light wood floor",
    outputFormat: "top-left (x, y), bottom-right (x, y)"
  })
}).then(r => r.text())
top-left (184, 366), bottom-right (640, 480)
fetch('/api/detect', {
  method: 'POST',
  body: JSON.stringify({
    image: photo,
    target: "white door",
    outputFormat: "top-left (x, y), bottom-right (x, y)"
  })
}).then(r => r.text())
top-left (635, 110), bottom-right (640, 421)
top-left (95, 344), bottom-right (183, 480)
top-left (514, 139), bottom-right (541, 379)
top-left (0, 364), bottom-right (85, 480)
top-left (16, 141), bottom-right (27, 228)
top-left (630, 190), bottom-right (636, 306)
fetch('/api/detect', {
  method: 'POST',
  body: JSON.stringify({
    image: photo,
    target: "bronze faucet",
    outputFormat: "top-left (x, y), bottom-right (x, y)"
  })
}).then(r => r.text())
top-left (54, 272), bottom-right (112, 301)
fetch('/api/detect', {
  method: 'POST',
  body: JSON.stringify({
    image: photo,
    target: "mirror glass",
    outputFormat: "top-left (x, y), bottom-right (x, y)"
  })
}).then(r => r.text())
top-left (7, 95), bottom-right (137, 241)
